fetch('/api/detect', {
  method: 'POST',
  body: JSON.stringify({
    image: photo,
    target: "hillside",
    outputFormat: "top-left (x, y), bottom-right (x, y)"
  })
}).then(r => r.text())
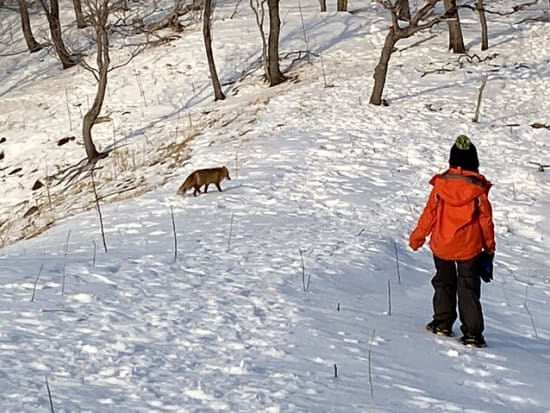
top-left (1, 1), bottom-right (550, 412)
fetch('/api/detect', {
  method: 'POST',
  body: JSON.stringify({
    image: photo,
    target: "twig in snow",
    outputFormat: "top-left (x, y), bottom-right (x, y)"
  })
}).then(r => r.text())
top-left (134, 70), bottom-right (147, 107)
top-left (65, 87), bottom-right (72, 131)
top-left (523, 285), bottom-right (538, 338)
top-left (472, 74), bottom-right (488, 123)
top-left (235, 149), bottom-right (240, 179)
top-left (45, 376), bottom-right (55, 413)
top-left (170, 206), bottom-right (178, 261)
top-left (297, 0), bottom-right (309, 48)
top-left (175, 112), bottom-right (180, 142)
top-left (320, 55), bottom-right (333, 88)
top-left (62, 230), bottom-right (71, 296)
top-left (44, 160), bottom-right (52, 210)
top-left (394, 240), bottom-right (401, 285)
top-left (403, 191), bottom-right (414, 216)
top-left (368, 329), bottom-right (376, 402)
top-left (387, 280), bottom-right (392, 316)
top-left (227, 213), bottom-right (234, 252)
top-left (91, 168), bottom-right (108, 253)
top-left (299, 248), bottom-right (311, 291)
top-left (333, 363), bottom-right (338, 379)
top-left (92, 240), bottom-right (97, 267)
top-left (31, 264), bottom-right (44, 302)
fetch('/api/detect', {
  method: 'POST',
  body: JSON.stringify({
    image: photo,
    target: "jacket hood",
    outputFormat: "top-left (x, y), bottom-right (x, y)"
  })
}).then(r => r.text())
top-left (429, 167), bottom-right (491, 207)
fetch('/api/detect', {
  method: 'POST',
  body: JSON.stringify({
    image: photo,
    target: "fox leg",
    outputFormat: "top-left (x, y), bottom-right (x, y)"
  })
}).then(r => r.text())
top-left (204, 184), bottom-right (209, 193)
top-left (193, 185), bottom-right (201, 196)
top-left (215, 183), bottom-right (222, 192)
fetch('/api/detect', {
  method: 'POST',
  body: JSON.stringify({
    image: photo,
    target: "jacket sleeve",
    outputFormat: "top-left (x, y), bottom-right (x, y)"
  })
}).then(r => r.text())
top-left (409, 188), bottom-right (438, 251)
top-left (478, 192), bottom-right (495, 253)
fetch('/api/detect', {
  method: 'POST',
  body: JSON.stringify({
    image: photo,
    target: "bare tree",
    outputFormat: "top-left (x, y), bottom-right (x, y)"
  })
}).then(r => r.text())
top-left (250, 0), bottom-right (285, 86)
top-left (18, 0), bottom-right (44, 53)
top-left (250, 0), bottom-right (268, 78)
top-left (203, 0), bottom-right (225, 100)
top-left (475, 0), bottom-right (488, 50)
top-left (72, 0), bottom-right (88, 28)
top-left (79, 0), bottom-right (110, 161)
top-left (370, 0), bottom-right (441, 105)
top-left (266, 0), bottom-right (285, 86)
top-left (79, 0), bottom-right (144, 162)
top-left (396, 0), bottom-right (410, 21)
top-left (39, 0), bottom-right (79, 68)
top-left (443, 0), bottom-right (465, 53)
top-left (337, 0), bottom-right (347, 11)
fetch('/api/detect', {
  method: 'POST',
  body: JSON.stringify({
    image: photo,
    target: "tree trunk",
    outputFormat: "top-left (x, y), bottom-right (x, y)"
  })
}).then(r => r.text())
top-left (319, 0), bottom-right (326, 12)
top-left (370, 29), bottom-right (398, 105)
top-left (72, 0), bottom-right (87, 28)
top-left (40, 0), bottom-right (79, 68)
top-left (18, 0), bottom-right (43, 53)
top-left (396, 0), bottom-right (410, 21)
top-left (475, 0), bottom-right (488, 50)
top-left (443, 0), bottom-right (465, 53)
top-left (82, 3), bottom-right (111, 162)
top-left (266, 0), bottom-right (285, 86)
top-left (336, 0), bottom-right (347, 12)
top-left (203, 0), bottom-right (225, 101)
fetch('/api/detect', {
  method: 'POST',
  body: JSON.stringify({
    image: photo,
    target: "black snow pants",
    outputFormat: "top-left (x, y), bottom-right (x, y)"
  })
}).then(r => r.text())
top-left (431, 254), bottom-right (484, 336)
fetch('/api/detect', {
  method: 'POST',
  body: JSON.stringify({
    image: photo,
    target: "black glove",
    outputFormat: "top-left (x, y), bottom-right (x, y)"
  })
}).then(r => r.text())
top-left (479, 251), bottom-right (494, 283)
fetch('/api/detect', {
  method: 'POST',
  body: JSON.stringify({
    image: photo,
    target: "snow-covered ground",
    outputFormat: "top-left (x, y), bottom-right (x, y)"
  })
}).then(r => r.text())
top-left (1, 0), bottom-right (550, 411)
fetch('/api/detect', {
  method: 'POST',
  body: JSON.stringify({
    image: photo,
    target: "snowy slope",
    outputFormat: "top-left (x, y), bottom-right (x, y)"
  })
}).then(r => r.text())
top-left (1, 0), bottom-right (550, 412)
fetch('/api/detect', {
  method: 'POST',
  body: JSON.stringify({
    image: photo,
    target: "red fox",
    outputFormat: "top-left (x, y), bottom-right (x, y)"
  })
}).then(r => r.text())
top-left (177, 166), bottom-right (231, 196)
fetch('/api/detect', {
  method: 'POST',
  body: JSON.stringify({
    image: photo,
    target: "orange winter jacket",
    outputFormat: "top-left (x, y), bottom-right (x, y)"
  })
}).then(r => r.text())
top-left (409, 167), bottom-right (495, 260)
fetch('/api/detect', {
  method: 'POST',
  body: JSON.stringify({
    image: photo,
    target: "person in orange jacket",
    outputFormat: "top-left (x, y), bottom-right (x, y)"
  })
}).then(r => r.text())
top-left (409, 135), bottom-right (495, 347)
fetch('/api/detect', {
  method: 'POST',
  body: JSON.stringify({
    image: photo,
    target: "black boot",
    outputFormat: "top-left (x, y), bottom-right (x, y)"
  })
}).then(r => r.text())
top-left (426, 320), bottom-right (454, 337)
top-left (459, 334), bottom-right (487, 348)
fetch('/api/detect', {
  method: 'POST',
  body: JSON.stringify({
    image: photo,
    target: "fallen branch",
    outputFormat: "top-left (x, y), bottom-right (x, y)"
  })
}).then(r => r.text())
top-left (531, 122), bottom-right (550, 130)
top-left (419, 67), bottom-right (453, 77)
top-left (138, 4), bottom-right (197, 33)
top-left (458, 53), bottom-right (499, 68)
top-left (528, 162), bottom-right (550, 172)
top-left (459, 0), bottom-right (537, 15)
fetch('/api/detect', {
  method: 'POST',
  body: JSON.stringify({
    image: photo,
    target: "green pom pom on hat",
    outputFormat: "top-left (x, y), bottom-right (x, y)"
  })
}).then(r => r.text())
top-left (455, 134), bottom-right (471, 150)
top-left (449, 134), bottom-right (479, 172)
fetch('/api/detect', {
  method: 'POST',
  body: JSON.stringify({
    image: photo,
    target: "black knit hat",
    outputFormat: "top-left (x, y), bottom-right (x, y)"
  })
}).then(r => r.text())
top-left (449, 135), bottom-right (479, 172)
